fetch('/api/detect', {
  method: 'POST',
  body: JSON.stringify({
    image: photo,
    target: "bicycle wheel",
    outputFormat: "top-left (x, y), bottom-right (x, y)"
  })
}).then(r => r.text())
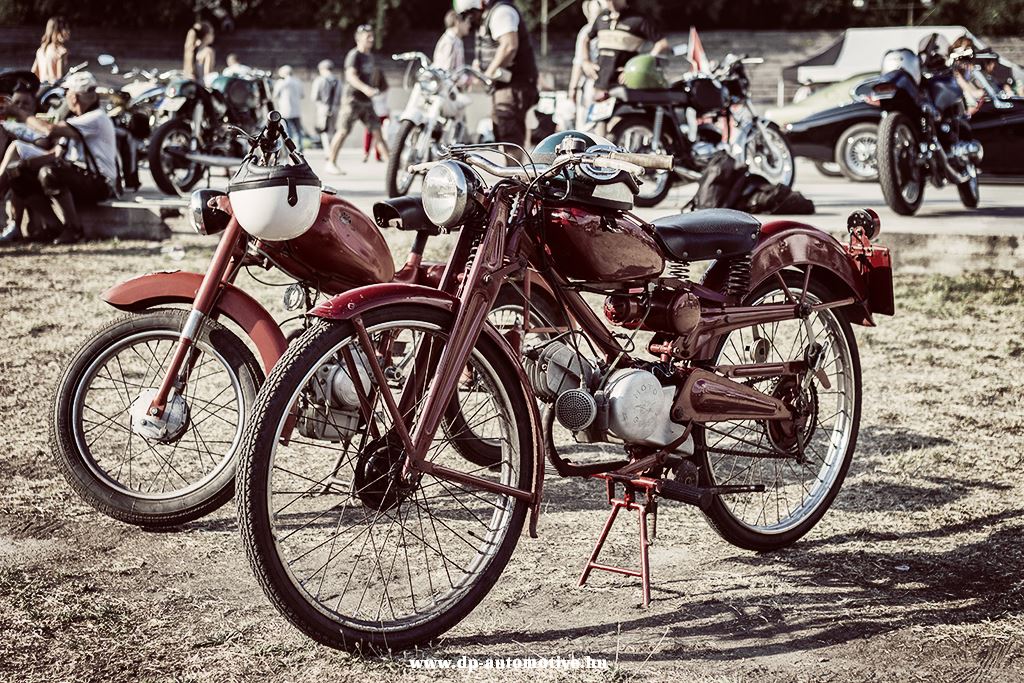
top-left (237, 305), bottom-right (534, 652)
top-left (697, 273), bottom-right (861, 551)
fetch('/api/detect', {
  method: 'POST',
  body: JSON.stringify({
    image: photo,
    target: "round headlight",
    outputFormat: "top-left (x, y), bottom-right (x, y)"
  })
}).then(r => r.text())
top-left (422, 160), bottom-right (479, 229)
top-left (419, 74), bottom-right (440, 95)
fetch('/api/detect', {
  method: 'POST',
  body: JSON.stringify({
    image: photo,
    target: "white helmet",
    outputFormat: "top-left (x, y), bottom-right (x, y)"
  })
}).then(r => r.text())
top-left (453, 0), bottom-right (483, 14)
top-left (229, 159), bottom-right (322, 241)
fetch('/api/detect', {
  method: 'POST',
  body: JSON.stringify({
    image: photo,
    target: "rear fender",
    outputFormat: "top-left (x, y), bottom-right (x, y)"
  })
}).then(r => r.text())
top-left (703, 225), bottom-right (875, 325)
top-left (311, 283), bottom-right (546, 537)
top-left (103, 271), bottom-right (288, 373)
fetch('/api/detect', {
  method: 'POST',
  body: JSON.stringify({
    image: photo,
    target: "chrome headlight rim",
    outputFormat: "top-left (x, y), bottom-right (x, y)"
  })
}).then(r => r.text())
top-left (189, 189), bottom-right (230, 236)
top-left (422, 160), bottom-right (481, 230)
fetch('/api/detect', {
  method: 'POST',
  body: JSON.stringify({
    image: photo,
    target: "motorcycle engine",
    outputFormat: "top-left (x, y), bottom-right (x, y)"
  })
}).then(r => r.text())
top-left (297, 352), bottom-right (372, 442)
top-left (524, 341), bottom-right (688, 448)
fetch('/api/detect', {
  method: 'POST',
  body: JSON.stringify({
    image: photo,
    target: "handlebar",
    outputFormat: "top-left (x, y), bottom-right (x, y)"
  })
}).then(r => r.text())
top-left (608, 151), bottom-right (674, 171)
top-left (393, 51), bottom-right (431, 70)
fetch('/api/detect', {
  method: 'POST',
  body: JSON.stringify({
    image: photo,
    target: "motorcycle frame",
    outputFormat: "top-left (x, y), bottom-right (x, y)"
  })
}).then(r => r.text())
top-left (313, 182), bottom-right (885, 533)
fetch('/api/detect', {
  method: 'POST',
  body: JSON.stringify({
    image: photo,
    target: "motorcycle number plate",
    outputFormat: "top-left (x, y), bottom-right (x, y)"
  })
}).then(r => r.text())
top-left (588, 98), bottom-right (616, 123)
top-left (161, 96), bottom-right (187, 112)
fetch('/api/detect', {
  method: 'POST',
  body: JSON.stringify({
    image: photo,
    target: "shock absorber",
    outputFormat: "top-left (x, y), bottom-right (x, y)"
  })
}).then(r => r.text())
top-left (725, 254), bottom-right (752, 298)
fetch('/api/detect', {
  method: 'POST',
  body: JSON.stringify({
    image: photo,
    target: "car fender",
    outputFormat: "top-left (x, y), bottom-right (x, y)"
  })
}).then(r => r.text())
top-left (102, 270), bottom-right (288, 373)
top-left (311, 282), bottom-right (546, 537)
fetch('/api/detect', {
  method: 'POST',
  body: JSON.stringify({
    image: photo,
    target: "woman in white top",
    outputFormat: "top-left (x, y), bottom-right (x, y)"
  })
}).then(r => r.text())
top-left (31, 16), bottom-right (70, 85)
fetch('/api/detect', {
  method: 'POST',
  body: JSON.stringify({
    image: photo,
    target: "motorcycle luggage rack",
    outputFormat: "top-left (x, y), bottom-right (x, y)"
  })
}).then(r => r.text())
top-left (578, 473), bottom-right (763, 607)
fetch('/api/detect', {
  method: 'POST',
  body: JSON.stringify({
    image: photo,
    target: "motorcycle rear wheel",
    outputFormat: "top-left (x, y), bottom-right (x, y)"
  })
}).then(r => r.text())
top-left (148, 119), bottom-right (204, 196)
top-left (877, 112), bottom-right (924, 215)
top-left (237, 306), bottom-right (533, 652)
top-left (697, 273), bottom-right (861, 552)
top-left (51, 309), bottom-right (262, 527)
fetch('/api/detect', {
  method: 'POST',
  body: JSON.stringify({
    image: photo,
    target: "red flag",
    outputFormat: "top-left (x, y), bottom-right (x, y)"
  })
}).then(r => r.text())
top-left (689, 26), bottom-right (708, 73)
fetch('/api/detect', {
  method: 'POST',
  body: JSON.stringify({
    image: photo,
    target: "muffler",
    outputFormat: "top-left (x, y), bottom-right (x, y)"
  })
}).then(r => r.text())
top-left (673, 368), bottom-right (791, 422)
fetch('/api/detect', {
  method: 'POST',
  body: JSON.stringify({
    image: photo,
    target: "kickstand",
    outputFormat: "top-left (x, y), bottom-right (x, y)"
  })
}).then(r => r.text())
top-left (578, 477), bottom-right (657, 607)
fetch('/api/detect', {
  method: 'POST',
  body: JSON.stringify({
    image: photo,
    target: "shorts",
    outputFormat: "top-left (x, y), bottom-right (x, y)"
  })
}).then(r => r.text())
top-left (492, 84), bottom-right (539, 149)
top-left (336, 98), bottom-right (381, 137)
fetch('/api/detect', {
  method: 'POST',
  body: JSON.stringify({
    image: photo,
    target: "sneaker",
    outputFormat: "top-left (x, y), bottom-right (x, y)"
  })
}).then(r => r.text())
top-left (0, 219), bottom-right (21, 244)
top-left (323, 161), bottom-right (344, 175)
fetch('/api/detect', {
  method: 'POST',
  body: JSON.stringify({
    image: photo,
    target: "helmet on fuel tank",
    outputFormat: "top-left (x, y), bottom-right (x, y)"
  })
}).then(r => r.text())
top-left (621, 55), bottom-right (669, 90)
top-left (531, 131), bottom-right (639, 212)
top-left (228, 156), bottom-right (322, 241)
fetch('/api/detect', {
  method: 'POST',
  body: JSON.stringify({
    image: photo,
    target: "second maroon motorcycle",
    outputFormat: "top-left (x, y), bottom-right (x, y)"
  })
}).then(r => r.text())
top-left (235, 130), bottom-right (894, 651)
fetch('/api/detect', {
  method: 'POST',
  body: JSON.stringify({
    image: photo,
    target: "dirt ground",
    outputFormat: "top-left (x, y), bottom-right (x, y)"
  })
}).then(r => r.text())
top-left (1, 233), bottom-right (1023, 682)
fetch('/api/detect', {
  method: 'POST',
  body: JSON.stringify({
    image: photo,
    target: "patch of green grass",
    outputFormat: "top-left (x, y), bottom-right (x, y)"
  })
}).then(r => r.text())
top-left (896, 271), bottom-right (1024, 316)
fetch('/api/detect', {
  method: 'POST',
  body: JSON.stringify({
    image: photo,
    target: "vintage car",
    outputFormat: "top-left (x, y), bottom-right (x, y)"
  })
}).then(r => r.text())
top-left (785, 95), bottom-right (1024, 183)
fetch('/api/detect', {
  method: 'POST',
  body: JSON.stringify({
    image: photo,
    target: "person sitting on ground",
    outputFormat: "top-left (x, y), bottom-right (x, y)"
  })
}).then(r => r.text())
top-left (274, 65), bottom-right (306, 149)
top-left (325, 24), bottom-right (389, 175)
top-left (0, 71), bottom-right (117, 245)
top-left (0, 86), bottom-right (46, 152)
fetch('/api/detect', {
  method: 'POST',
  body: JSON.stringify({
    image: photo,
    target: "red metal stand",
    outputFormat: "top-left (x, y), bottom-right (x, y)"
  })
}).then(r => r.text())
top-left (577, 476), bottom-right (658, 607)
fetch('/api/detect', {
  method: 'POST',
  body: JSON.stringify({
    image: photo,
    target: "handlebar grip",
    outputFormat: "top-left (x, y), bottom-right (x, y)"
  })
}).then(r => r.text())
top-left (609, 151), bottom-right (674, 171)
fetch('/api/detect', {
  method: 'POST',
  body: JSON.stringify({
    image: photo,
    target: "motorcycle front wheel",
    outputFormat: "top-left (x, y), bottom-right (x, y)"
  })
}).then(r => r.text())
top-left (51, 309), bottom-right (262, 527)
top-left (148, 118), bottom-right (204, 196)
top-left (877, 112), bottom-right (924, 215)
top-left (697, 273), bottom-right (861, 552)
top-left (610, 116), bottom-right (674, 208)
top-left (385, 120), bottom-right (428, 197)
top-left (237, 305), bottom-right (534, 652)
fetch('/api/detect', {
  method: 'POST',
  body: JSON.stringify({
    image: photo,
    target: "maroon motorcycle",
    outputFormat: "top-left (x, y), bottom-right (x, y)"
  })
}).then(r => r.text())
top-left (236, 130), bottom-right (894, 651)
top-left (50, 112), bottom-right (562, 528)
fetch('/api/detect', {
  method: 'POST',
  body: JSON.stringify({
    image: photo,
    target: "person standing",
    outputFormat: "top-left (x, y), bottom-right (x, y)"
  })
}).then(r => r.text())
top-left (433, 10), bottom-right (469, 72)
top-left (455, 0), bottom-right (538, 160)
top-left (569, 0), bottom-right (603, 129)
top-left (274, 65), bottom-right (306, 149)
top-left (31, 16), bottom-right (70, 85)
top-left (311, 59), bottom-right (342, 151)
top-left (582, 0), bottom-right (668, 95)
top-left (364, 69), bottom-right (389, 162)
top-left (183, 21), bottom-right (216, 84)
top-left (325, 24), bottom-right (388, 175)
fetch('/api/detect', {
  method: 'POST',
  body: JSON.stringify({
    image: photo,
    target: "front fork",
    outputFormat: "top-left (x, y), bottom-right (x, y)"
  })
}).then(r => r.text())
top-left (146, 217), bottom-right (245, 420)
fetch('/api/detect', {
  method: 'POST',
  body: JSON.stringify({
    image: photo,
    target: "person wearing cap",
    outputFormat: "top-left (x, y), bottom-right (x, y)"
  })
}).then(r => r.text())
top-left (0, 70), bottom-right (116, 244)
top-left (454, 0), bottom-right (538, 161)
top-left (273, 65), bottom-right (306, 150)
top-left (325, 24), bottom-right (388, 175)
top-left (311, 59), bottom-right (342, 150)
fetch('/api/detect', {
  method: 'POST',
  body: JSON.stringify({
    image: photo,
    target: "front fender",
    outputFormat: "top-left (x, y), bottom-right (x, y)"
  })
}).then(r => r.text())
top-left (103, 271), bottom-right (288, 373)
top-left (312, 283), bottom-right (546, 537)
top-left (703, 225), bottom-right (876, 326)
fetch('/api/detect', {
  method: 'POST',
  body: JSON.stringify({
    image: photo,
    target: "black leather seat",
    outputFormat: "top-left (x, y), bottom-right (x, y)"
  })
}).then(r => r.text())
top-left (608, 86), bottom-right (690, 106)
top-left (372, 195), bottom-right (442, 235)
top-left (651, 209), bottom-right (761, 262)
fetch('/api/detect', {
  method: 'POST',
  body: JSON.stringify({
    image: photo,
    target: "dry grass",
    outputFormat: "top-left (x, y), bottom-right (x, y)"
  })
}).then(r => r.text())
top-left (1, 237), bottom-right (1023, 681)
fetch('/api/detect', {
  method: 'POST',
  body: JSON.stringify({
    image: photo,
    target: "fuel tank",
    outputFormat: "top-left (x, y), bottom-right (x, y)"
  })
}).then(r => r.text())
top-left (266, 194), bottom-right (396, 294)
top-left (544, 204), bottom-right (664, 282)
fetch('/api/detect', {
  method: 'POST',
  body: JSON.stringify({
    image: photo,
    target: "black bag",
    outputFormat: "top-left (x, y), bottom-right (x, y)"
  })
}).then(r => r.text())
top-left (690, 151), bottom-right (814, 215)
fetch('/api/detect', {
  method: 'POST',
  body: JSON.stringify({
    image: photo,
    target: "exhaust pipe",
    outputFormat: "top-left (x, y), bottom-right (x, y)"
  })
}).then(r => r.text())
top-left (674, 369), bottom-right (791, 423)
top-left (934, 140), bottom-right (982, 185)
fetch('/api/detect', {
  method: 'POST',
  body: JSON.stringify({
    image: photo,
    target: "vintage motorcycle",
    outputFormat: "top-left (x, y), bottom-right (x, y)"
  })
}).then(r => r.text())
top-left (147, 69), bottom-right (273, 195)
top-left (385, 52), bottom-right (488, 197)
top-left (598, 53), bottom-right (794, 207)
top-left (868, 34), bottom-right (985, 215)
top-left (235, 130), bottom-right (894, 650)
top-left (51, 112), bottom-right (562, 528)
